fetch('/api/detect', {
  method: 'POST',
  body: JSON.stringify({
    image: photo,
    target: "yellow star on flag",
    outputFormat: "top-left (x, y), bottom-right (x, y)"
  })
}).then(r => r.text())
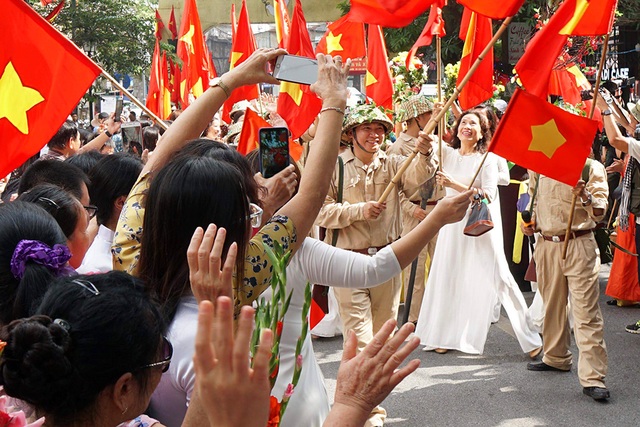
top-left (179, 25), bottom-right (195, 54)
top-left (560, 0), bottom-right (589, 35)
top-left (230, 52), bottom-right (244, 69)
top-left (281, 82), bottom-right (303, 106)
top-left (326, 31), bottom-right (344, 54)
top-left (0, 61), bottom-right (45, 135)
top-left (365, 70), bottom-right (377, 87)
top-left (528, 119), bottom-right (566, 158)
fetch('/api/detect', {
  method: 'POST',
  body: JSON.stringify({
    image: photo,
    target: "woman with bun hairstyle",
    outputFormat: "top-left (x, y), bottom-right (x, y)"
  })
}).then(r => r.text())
top-left (0, 201), bottom-right (73, 326)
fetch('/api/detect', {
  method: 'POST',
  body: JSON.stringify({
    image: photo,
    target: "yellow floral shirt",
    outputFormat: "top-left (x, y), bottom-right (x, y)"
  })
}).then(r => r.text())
top-left (112, 172), bottom-right (297, 315)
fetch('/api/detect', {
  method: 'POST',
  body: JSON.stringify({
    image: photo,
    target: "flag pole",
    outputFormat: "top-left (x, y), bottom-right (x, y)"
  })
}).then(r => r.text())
top-left (561, 33), bottom-right (610, 259)
top-left (100, 69), bottom-right (169, 130)
top-left (436, 35), bottom-right (443, 177)
top-left (377, 16), bottom-right (514, 204)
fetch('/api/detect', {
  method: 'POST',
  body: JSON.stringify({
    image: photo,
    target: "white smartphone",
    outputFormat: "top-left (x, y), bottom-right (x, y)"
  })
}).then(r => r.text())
top-left (272, 54), bottom-right (318, 86)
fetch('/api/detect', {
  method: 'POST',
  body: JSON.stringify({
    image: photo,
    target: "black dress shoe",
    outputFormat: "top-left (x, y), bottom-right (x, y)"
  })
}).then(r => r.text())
top-left (526, 361), bottom-right (570, 372)
top-left (583, 386), bottom-right (610, 401)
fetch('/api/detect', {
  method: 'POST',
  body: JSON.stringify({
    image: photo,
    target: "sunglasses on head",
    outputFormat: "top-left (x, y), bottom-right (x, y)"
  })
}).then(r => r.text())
top-left (136, 336), bottom-right (173, 373)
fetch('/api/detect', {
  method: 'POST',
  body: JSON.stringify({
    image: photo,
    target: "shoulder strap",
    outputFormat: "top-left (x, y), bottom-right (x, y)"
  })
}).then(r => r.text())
top-left (331, 156), bottom-right (344, 247)
top-left (581, 158), bottom-right (592, 183)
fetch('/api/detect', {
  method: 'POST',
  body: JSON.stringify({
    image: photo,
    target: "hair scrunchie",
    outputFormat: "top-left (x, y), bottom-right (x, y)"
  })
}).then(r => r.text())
top-left (10, 239), bottom-right (72, 280)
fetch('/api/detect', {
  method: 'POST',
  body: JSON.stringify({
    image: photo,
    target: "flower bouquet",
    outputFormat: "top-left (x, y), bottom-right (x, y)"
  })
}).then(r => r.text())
top-left (251, 242), bottom-right (311, 427)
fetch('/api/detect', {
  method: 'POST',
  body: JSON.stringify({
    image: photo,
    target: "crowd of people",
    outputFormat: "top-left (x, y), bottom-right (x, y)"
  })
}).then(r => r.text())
top-left (1, 46), bottom-right (639, 427)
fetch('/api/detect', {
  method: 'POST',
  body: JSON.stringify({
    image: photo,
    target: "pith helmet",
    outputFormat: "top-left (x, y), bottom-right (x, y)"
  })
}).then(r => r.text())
top-left (396, 95), bottom-right (434, 123)
top-left (342, 103), bottom-right (394, 135)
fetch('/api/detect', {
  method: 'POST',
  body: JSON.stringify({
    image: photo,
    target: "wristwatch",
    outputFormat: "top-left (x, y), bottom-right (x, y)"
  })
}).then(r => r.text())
top-left (581, 191), bottom-right (593, 206)
top-left (209, 77), bottom-right (231, 98)
top-left (104, 130), bottom-right (113, 138)
top-left (602, 109), bottom-right (613, 116)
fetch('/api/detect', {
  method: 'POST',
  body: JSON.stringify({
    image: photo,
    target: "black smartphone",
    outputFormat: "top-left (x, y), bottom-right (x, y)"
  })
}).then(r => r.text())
top-left (114, 97), bottom-right (123, 122)
top-left (272, 54), bottom-right (318, 86)
top-left (121, 122), bottom-right (142, 151)
top-left (259, 127), bottom-right (290, 179)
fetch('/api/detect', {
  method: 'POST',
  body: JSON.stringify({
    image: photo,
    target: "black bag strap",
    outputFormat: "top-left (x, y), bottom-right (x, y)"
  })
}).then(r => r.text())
top-left (331, 156), bottom-right (344, 247)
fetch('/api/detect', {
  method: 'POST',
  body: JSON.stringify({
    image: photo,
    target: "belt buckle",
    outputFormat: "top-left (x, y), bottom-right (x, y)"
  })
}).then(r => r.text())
top-left (552, 236), bottom-right (561, 243)
top-left (367, 247), bottom-right (378, 255)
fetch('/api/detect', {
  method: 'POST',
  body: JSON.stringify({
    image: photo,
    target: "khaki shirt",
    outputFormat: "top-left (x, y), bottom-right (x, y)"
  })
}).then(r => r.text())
top-left (316, 148), bottom-right (437, 249)
top-left (388, 132), bottom-right (445, 218)
top-left (529, 160), bottom-right (608, 236)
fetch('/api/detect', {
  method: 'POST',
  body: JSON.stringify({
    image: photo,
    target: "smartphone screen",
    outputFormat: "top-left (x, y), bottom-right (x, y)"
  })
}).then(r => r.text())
top-left (121, 122), bottom-right (142, 151)
top-left (114, 97), bottom-right (123, 122)
top-left (272, 55), bottom-right (318, 86)
top-left (259, 127), bottom-right (290, 179)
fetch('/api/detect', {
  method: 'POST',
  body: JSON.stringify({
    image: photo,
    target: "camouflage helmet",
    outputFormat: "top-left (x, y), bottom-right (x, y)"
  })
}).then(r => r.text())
top-left (224, 121), bottom-right (243, 145)
top-left (342, 103), bottom-right (394, 135)
top-left (229, 100), bottom-right (253, 121)
top-left (396, 95), bottom-right (434, 123)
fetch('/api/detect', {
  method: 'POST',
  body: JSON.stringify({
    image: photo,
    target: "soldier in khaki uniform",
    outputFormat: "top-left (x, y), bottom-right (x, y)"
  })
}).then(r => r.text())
top-left (387, 95), bottom-right (445, 323)
top-left (316, 104), bottom-right (437, 351)
top-left (522, 161), bottom-right (610, 401)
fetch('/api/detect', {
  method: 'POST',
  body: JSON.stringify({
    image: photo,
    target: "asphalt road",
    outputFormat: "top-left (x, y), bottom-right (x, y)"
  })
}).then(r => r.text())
top-left (313, 264), bottom-right (640, 426)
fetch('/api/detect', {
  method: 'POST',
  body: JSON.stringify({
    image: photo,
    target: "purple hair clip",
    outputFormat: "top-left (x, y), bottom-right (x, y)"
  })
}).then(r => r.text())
top-left (10, 240), bottom-right (72, 280)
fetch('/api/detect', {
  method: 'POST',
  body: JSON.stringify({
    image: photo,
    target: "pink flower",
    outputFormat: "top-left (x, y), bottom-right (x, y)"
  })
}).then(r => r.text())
top-left (284, 383), bottom-right (295, 399)
top-left (296, 354), bottom-right (303, 370)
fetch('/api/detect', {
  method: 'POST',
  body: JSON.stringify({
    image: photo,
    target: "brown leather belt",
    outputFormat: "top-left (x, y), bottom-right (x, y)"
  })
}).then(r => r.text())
top-left (541, 229), bottom-right (593, 243)
top-left (410, 200), bottom-right (438, 206)
top-left (350, 246), bottom-right (387, 255)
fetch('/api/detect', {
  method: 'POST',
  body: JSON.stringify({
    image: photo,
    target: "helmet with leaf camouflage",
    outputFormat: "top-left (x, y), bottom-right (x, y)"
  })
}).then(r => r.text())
top-left (342, 103), bottom-right (394, 135)
top-left (396, 95), bottom-right (434, 123)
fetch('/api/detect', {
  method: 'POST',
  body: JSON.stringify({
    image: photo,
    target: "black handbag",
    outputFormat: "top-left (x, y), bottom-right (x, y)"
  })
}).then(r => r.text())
top-left (463, 194), bottom-right (494, 237)
top-left (594, 225), bottom-right (614, 264)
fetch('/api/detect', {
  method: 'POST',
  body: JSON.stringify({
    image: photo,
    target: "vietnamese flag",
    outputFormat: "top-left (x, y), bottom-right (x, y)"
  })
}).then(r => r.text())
top-left (222, 0), bottom-right (259, 123)
top-left (237, 108), bottom-right (271, 156)
top-left (456, 11), bottom-right (493, 110)
top-left (168, 5), bottom-right (178, 39)
top-left (515, 0), bottom-right (617, 101)
top-left (274, 0), bottom-right (291, 49)
top-left (146, 40), bottom-right (163, 116)
top-left (176, 0), bottom-right (210, 108)
top-left (160, 52), bottom-right (172, 120)
top-left (457, 0), bottom-right (524, 19)
top-left (0, 0), bottom-right (101, 178)
top-left (277, 0), bottom-right (322, 141)
top-left (315, 15), bottom-right (366, 59)
top-left (406, 3), bottom-right (446, 70)
top-left (365, 25), bottom-right (393, 111)
top-left (155, 10), bottom-right (165, 40)
top-left (488, 88), bottom-right (598, 186)
top-left (170, 58), bottom-right (181, 105)
top-left (347, 0), bottom-right (439, 28)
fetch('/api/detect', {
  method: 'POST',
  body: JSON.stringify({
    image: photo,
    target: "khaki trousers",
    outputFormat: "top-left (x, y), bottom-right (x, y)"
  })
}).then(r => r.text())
top-left (401, 204), bottom-right (438, 322)
top-left (534, 234), bottom-right (608, 387)
top-left (334, 275), bottom-right (402, 353)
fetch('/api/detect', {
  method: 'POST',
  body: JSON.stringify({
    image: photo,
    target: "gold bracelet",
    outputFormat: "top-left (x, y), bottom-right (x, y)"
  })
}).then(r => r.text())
top-left (320, 106), bottom-right (345, 115)
top-left (209, 78), bottom-right (231, 98)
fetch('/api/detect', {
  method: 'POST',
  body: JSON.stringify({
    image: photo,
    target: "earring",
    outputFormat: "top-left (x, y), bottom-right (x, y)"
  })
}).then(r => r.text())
top-left (122, 406), bottom-right (128, 416)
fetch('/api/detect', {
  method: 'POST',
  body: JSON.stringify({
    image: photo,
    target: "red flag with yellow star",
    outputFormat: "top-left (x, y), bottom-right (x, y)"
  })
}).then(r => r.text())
top-left (405, 3), bottom-right (446, 70)
top-left (365, 25), bottom-right (393, 111)
top-left (488, 88), bottom-right (598, 186)
top-left (0, 0), bottom-right (101, 178)
top-left (222, 0), bottom-right (259, 123)
top-left (155, 10), bottom-right (165, 40)
top-left (457, 0), bottom-right (524, 19)
top-left (160, 51), bottom-right (172, 120)
top-left (176, 0), bottom-right (210, 108)
top-left (515, 0), bottom-right (617, 101)
top-left (276, 0), bottom-right (322, 141)
top-left (315, 15), bottom-right (366, 59)
top-left (347, 0), bottom-right (438, 28)
top-left (169, 5), bottom-right (178, 39)
top-left (274, 0), bottom-right (291, 49)
top-left (456, 10), bottom-right (493, 110)
top-left (146, 40), bottom-right (163, 116)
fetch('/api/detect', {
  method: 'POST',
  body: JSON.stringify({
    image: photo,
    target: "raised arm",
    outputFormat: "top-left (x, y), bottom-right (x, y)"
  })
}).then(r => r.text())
top-left (143, 48), bottom-right (287, 175)
top-left (276, 54), bottom-right (350, 252)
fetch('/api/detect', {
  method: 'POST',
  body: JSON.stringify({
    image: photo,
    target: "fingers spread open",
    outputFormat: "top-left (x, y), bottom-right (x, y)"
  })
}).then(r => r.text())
top-left (209, 226), bottom-right (226, 279)
top-left (187, 227), bottom-right (204, 274)
top-left (194, 300), bottom-right (216, 373)
top-left (233, 305), bottom-right (255, 379)
top-left (213, 296), bottom-right (234, 370)
top-left (252, 329), bottom-right (274, 384)
top-left (362, 319), bottom-right (396, 359)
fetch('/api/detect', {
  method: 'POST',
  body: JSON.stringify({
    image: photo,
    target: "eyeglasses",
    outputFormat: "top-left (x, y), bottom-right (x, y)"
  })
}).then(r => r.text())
top-left (248, 202), bottom-right (263, 228)
top-left (72, 279), bottom-right (100, 296)
top-left (83, 204), bottom-right (98, 219)
top-left (137, 336), bottom-right (173, 373)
